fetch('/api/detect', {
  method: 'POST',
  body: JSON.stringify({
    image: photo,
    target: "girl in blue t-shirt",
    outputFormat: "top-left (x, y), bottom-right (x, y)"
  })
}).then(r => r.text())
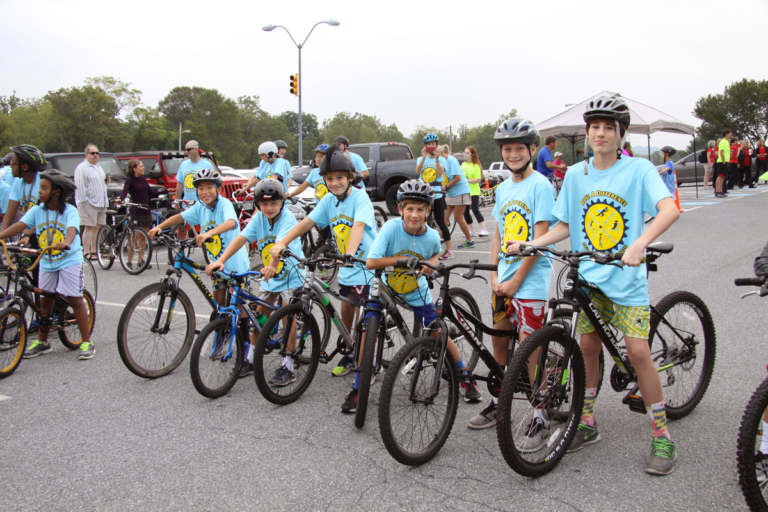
top-left (0, 170), bottom-right (95, 361)
top-left (416, 134), bottom-right (452, 259)
top-left (660, 146), bottom-right (677, 196)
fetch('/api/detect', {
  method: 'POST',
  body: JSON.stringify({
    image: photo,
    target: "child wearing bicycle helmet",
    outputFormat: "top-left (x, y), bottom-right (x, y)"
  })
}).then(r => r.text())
top-left (286, 144), bottom-right (330, 201)
top-left (150, 168), bottom-right (249, 306)
top-left (467, 118), bottom-right (556, 432)
top-left (2, 144), bottom-right (46, 231)
top-left (659, 146), bottom-right (677, 196)
top-left (238, 141), bottom-right (293, 194)
top-left (271, 144), bottom-right (376, 382)
top-left (508, 95), bottom-right (680, 475)
top-left (416, 133), bottom-right (452, 259)
top-left (365, 179), bottom-right (482, 413)
top-left (0, 170), bottom-right (94, 361)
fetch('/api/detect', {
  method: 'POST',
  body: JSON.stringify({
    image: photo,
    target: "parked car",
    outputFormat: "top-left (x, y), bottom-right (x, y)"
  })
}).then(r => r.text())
top-left (347, 142), bottom-right (419, 214)
top-left (487, 161), bottom-right (512, 183)
top-left (655, 150), bottom-right (707, 186)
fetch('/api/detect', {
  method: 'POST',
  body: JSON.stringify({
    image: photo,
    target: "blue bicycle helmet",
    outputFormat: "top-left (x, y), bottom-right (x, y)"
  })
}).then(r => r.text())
top-left (314, 143), bottom-right (330, 154)
top-left (423, 133), bottom-right (439, 145)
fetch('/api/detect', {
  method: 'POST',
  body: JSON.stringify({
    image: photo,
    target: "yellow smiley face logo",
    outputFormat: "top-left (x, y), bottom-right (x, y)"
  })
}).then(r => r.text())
top-left (441, 174), bottom-right (449, 185)
top-left (315, 183), bottom-right (328, 199)
top-left (261, 244), bottom-right (284, 275)
top-left (502, 211), bottom-right (529, 247)
top-left (184, 173), bottom-right (195, 190)
top-left (333, 223), bottom-right (351, 254)
top-left (421, 167), bottom-right (436, 183)
top-left (38, 229), bottom-right (65, 256)
top-left (584, 203), bottom-right (625, 251)
top-left (388, 268), bottom-right (419, 295)
top-left (205, 235), bottom-right (222, 258)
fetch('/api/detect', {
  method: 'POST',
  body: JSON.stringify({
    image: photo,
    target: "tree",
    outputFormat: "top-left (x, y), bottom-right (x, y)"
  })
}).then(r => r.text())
top-left (693, 79), bottom-right (768, 145)
top-left (131, 107), bottom-right (175, 151)
top-left (85, 76), bottom-right (141, 118)
top-left (44, 85), bottom-right (123, 152)
top-left (158, 86), bottom-right (206, 127)
top-left (322, 112), bottom-right (403, 146)
top-left (190, 89), bottom-right (244, 167)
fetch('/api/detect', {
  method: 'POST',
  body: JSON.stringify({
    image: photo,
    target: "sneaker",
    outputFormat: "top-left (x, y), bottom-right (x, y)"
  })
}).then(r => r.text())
top-left (477, 230), bottom-right (490, 237)
top-left (27, 318), bottom-right (40, 334)
top-left (458, 241), bottom-right (475, 249)
top-left (467, 402), bottom-right (498, 429)
top-left (645, 436), bottom-right (678, 475)
top-left (269, 366), bottom-right (296, 387)
top-left (514, 417), bottom-right (550, 453)
top-left (567, 423), bottom-right (601, 453)
top-left (464, 231), bottom-right (477, 238)
top-left (460, 377), bottom-right (482, 403)
top-left (756, 452), bottom-right (768, 483)
top-left (439, 250), bottom-right (454, 261)
top-left (341, 389), bottom-right (358, 414)
top-left (23, 339), bottom-right (52, 359)
top-left (239, 361), bottom-right (254, 378)
top-left (78, 341), bottom-right (95, 360)
top-left (331, 355), bottom-right (355, 376)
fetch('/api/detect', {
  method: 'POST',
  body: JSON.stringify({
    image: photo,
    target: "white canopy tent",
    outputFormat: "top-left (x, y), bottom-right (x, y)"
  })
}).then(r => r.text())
top-left (536, 91), bottom-right (701, 194)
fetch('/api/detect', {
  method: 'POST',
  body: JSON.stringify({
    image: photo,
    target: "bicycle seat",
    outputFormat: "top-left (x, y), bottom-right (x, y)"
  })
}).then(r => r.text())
top-left (105, 209), bottom-right (119, 216)
top-left (647, 242), bottom-right (673, 254)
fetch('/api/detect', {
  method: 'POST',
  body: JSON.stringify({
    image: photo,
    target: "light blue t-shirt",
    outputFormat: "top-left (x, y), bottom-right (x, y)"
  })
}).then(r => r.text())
top-left (10, 173), bottom-right (40, 216)
top-left (280, 158), bottom-right (293, 178)
top-left (177, 158), bottom-right (214, 202)
top-left (0, 180), bottom-right (10, 214)
top-left (552, 156), bottom-right (671, 306)
top-left (662, 161), bottom-right (676, 194)
top-left (308, 186), bottom-right (376, 286)
top-left (20, 203), bottom-right (83, 272)
top-left (257, 158), bottom-right (291, 184)
top-left (368, 219), bottom-right (441, 307)
top-left (417, 156), bottom-right (447, 200)
top-left (181, 197), bottom-right (249, 273)
top-left (443, 155), bottom-right (471, 197)
top-left (348, 152), bottom-right (367, 173)
top-left (492, 171), bottom-right (556, 300)
top-left (304, 168), bottom-right (329, 201)
top-left (242, 209), bottom-right (306, 292)
top-left (0, 166), bottom-right (14, 186)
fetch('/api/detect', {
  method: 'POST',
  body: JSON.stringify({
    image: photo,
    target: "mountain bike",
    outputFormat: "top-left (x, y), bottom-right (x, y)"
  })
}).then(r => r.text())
top-left (96, 200), bottom-right (153, 274)
top-left (0, 241), bottom-right (96, 378)
top-left (496, 243), bottom-right (716, 477)
top-left (735, 274), bottom-right (768, 511)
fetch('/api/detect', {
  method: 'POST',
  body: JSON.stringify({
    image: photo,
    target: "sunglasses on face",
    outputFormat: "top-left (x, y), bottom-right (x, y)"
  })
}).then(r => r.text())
top-left (89, 152), bottom-right (100, 155)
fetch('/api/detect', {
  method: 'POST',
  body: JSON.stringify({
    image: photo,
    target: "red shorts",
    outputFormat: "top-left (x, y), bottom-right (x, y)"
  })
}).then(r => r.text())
top-left (491, 293), bottom-right (546, 335)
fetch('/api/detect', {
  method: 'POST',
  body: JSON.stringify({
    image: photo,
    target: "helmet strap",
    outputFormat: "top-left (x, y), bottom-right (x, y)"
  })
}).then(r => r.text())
top-left (616, 120), bottom-right (627, 159)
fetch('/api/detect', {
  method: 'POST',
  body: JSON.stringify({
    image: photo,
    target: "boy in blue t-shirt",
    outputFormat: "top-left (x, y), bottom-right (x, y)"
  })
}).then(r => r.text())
top-left (467, 118), bottom-right (556, 440)
top-left (366, 179), bottom-right (482, 413)
top-left (509, 96), bottom-right (680, 475)
top-left (207, 179), bottom-right (306, 382)
top-left (286, 144), bottom-right (330, 202)
top-left (238, 142), bottom-right (292, 194)
top-left (150, 169), bottom-right (249, 306)
top-left (271, 145), bottom-right (376, 388)
top-left (659, 146), bottom-right (677, 196)
top-left (0, 170), bottom-right (95, 360)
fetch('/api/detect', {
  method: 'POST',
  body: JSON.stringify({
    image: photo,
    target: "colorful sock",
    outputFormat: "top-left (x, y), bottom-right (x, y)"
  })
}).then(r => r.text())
top-left (455, 358), bottom-right (467, 372)
top-left (761, 420), bottom-right (768, 454)
top-left (353, 372), bottom-right (360, 390)
top-left (580, 387), bottom-right (598, 426)
top-left (645, 401), bottom-right (671, 440)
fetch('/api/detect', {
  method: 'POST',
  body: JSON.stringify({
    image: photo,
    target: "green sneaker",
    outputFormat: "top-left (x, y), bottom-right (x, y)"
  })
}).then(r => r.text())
top-left (78, 342), bottom-right (95, 360)
top-left (23, 340), bottom-right (52, 359)
top-left (331, 355), bottom-right (354, 376)
top-left (645, 436), bottom-right (678, 475)
top-left (567, 423), bottom-right (601, 453)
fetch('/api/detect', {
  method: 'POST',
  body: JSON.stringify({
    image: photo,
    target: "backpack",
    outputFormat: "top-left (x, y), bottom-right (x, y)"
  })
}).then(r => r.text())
top-left (698, 150), bottom-right (708, 164)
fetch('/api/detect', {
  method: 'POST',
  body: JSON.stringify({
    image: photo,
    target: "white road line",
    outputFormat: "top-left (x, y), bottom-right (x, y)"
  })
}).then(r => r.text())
top-left (97, 300), bottom-right (209, 319)
top-left (0, 395), bottom-right (10, 402)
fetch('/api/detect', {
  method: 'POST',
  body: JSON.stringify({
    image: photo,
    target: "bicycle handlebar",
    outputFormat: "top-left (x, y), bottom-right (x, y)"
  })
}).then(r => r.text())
top-left (735, 277), bottom-right (766, 287)
top-left (519, 245), bottom-right (624, 265)
top-left (0, 239), bottom-right (71, 272)
top-left (155, 233), bottom-right (197, 250)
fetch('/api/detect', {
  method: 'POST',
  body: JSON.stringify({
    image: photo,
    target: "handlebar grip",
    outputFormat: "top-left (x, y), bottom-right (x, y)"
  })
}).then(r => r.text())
top-left (395, 259), bottom-right (410, 268)
top-left (473, 263), bottom-right (498, 272)
top-left (735, 277), bottom-right (766, 286)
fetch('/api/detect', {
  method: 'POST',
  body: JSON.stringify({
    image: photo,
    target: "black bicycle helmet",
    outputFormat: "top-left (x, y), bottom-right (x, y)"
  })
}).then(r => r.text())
top-left (3, 152), bottom-right (14, 166)
top-left (661, 146), bottom-right (676, 156)
top-left (39, 169), bottom-right (76, 197)
top-left (319, 145), bottom-right (355, 176)
top-left (192, 168), bottom-right (223, 188)
top-left (253, 178), bottom-right (285, 203)
top-left (333, 136), bottom-right (350, 147)
top-left (397, 179), bottom-right (434, 207)
top-left (274, 140), bottom-right (288, 149)
top-left (583, 95), bottom-right (631, 129)
top-left (10, 144), bottom-right (46, 171)
top-left (494, 118), bottom-right (540, 147)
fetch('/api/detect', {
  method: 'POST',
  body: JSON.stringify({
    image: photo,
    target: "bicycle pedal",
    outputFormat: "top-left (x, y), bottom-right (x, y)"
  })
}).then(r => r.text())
top-left (318, 351), bottom-right (329, 364)
top-left (623, 393), bottom-right (646, 414)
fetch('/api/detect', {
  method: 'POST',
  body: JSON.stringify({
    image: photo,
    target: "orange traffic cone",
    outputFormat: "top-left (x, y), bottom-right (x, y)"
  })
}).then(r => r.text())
top-left (485, 177), bottom-right (490, 189)
top-left (673, 171), bottom-right (683, 213)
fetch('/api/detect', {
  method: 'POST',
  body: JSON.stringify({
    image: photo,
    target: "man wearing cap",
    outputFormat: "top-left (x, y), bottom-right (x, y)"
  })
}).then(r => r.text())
top-left (535, 136), bottom-right (565, 182)
top-left (176, 140), bottom-right (213, 203)
top-left (74, 143), bottom-right (109, 259)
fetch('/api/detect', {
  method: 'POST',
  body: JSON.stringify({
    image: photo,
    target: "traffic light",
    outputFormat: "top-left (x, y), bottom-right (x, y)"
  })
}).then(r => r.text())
top-left (289, 74), bottom-right (299, 96)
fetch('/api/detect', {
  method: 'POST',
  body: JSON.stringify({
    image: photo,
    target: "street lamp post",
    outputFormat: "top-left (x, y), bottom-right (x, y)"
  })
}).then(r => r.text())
top-left (178, 122), bottom-right (191, 152)
top-left (263, 19), bottom-right (340, 167)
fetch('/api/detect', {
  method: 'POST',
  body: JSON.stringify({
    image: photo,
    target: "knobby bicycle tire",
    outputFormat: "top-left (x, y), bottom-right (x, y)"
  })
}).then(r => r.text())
top-left (737, 378), bottom-right (768, 511)
top-left (0, 307), bottom-right (26, 378)
top-left (57, 289), bottom-right (95, 350)
top-left (253, 302), bottom-right (320, 405)
top-left (648, 291), bottom-right (716, 419)
top-left (190, 318), bottom-right (243, 398)
top-left (81, 257), bottom-right (98, 301)
top-left (496, 325), bottom-right (585, 478)
top-left (437, 287), bottom-right (482, 372)
top-left (311, 243), bottom-right (339, 284)
top-left (355, 315), bottom-right (379, 429)
top-left (96, 225), bottom-right (115, 270)
top-left (117, 282), bottom-right (196, 378)
top-left (549, 307), bottom-right (604, 397)
top-left (119, 227), bottom-right (153, 275)
top-left (378, 336), bottom-right (459, 466)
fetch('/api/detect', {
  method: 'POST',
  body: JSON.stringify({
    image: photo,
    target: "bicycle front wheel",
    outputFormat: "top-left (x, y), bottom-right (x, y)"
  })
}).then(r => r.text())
top-left (0, 307), bottom-right (26, 378)
top-left (190, 318), bottom-right (243, 398)
top-left (96, 226), bottom-right (115, 270)
top-left (119, 227), bottom-right (152, 275)
top-left (737, 378), bottom-right (768, 511)
top-left (253, 302), bottom-right (320, 405)
top-left (57, 290), bottom-right (96, 350)
top-left (434, 287), bottom-right (481, 372)
top-left (355, 315), bottom-right (379, 429)
top-left (649, 291), bottom-right (716, 419)
top-left (496, 325), bottom-right (585, 478)
top-left (82, 257), bottom-right (98, 301)
top-left (378, 336), bottom-right (459, 466)
top-left (311, 243), bottom-right (339, 283)
top-left (117, 283), bottom-right (195, 378)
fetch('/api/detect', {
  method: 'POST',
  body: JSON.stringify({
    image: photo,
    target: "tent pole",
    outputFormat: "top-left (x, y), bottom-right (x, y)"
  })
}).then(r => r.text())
top-left (693, 136), bottom-right (699, 199)
top-left (647, 135), bottom-right (651, 162)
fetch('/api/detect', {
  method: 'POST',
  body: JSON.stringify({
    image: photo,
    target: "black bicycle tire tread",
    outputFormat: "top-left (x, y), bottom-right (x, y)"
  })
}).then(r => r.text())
top-left (446, 287), bottom-right (482, 372)
top-left (96, 226), bottom-right (115, 270)
top-left (0, 307), bottom-right (26, 378)
top-left (57, 289), bottom-right (95, 349)
top-left (119, 227), bottom-right (152, 275)
top-left (355, 315), bottom-right (378, 429)
top-left (737, 378), bottom-right (768, 511)
top-left (189, 318), bottom-right (243, 398)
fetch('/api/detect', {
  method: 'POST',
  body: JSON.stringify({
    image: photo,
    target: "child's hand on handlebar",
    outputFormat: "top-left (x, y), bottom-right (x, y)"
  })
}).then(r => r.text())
top-left (205, 260), bottom-right (224, 276)
top-left (260, 265), bottom-right (277, 282)
top-left (505, 240), bottom-right (528, 255)
top-left (147, 227), bottom-right (160, 240)
top-left (51, 242), bottom-right (69, 251)
top-left (195, 232), bottom-right (211, 248)
top-left (270, 242), bottom-right (287, 260)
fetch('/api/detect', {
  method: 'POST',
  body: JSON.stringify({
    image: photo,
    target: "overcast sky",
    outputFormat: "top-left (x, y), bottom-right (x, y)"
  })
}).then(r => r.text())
top-left (3, 0), bottom-right (765, 151)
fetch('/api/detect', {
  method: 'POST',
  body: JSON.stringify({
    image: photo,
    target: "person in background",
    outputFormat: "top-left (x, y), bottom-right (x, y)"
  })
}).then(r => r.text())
top-left (1, 153), bottom-right (15, 186)
top-left (755, 139), bottom-right (767, 185)
top-left (659, 146), bottom-right (677, 197)
top-left (461, 146), bottom-right (489, 237)
top-left (622, 141), bottom-right (633, 157)
top-left (727, 136), bottom-right (741, 192)
top-left (273, 140), bottom-right (293, 189)
top-left (715, 129), bottom-right (732, 198)
top-left (176, 140), bottom-right (213, 204)
top-left (552, 151), bottom-right (567, 198)
top-left (535, 136), bottom-right (565, 181)
top-left (741, 140), bottom-right (755, 188)
top-left (116, 159), bottom-right (159, 268)
top-left (74, 143), bottom-right (108, 260)
top-left (416, 133), bottom-right (452, 259)
top-left (704, 140), bottom-right (716, 190)
top-left (438, 145), bottom-right (475, 249)
top-left (333, 136), bottom-right (369, 180)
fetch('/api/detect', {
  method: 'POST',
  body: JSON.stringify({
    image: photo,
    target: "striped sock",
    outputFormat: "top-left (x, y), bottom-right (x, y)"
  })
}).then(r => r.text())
top-left (580, 387), bottom-right (598, 426)
top-left (645, 401), bottom-right (671, 440)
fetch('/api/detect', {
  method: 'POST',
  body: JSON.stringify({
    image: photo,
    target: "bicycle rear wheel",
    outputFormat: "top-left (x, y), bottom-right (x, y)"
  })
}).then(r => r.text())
top-left (355, 315), bottom-right (378, 429)
top-left (378, 337), bottom-right (459, 466)
top-left (737, 378), bottom-right (768, 511)
top-left (117, 283), bottom-right (195, 378)
top-left (0, 307), bottom-right (26, 378)
top-left (253, 302), bottom-right (320, 405)
top-left (57, 290), bottom-right (95, 350)
top-left (119, 227), bottom-right (152, 275)
top-left (496, 325), bottom-right (585, 478)
top-left (190, 318), bottom-right (243, 398)
top-left (420, 287), bottom-right (481, 372)
top-left (82, 258), bottom-right (98, 301)
top-left (96, 226), bottom-right (115, 270)
top-left (648, 291), bottom-right (716, 419)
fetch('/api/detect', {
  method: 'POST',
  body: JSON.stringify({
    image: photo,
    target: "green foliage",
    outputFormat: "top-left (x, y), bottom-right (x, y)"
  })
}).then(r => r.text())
top-left (158, 86), bottom-right (206, 127)
top-left (693, 79), bottom-right (768, 145)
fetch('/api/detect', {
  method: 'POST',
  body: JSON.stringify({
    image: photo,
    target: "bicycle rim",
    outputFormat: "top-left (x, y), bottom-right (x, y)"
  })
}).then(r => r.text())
top-left (737, 379), bottom-right (768, 511)
top-left (190, 318), bottom-right (243, 398)
top-left (0, 307), bottom-right (25, 378)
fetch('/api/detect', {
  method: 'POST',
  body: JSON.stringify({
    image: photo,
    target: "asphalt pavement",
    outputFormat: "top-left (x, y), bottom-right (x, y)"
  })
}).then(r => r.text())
top-left (1, 183), bottom-right (766, 511)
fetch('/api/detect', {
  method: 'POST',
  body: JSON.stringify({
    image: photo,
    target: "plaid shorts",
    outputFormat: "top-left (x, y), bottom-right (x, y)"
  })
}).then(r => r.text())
top-left (491, 293), bottom-right (546, 335)
top-left (576, 288), bottom-right (650, 339)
